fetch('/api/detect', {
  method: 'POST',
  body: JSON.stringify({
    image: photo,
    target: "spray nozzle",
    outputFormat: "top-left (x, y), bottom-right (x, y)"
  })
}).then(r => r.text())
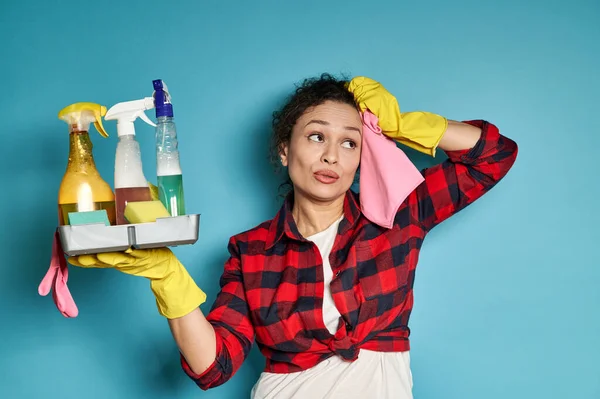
top-left (152, 79), bottom-right (173, 118)
top-left (104, 97), bottom-right (156, 137)
top-left (58, 102), bottom-right (109, 137)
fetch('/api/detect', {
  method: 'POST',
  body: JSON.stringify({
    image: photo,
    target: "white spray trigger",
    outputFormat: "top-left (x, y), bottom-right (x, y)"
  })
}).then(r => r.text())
top-left (105, 97), bottom-right (157, 137)
top-left (138, 111), bottom-right (156, 127)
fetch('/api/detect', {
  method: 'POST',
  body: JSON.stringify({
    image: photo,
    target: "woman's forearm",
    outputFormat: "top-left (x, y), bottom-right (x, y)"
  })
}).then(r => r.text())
top-left (438, 120), bottom-right (482, 152)
top-left (168, 308), bottom-right (217, 375)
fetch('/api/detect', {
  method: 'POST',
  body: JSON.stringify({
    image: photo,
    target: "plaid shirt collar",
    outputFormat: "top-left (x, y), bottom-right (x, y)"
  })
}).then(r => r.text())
top-left (265, 189), bottom-right (362, 250)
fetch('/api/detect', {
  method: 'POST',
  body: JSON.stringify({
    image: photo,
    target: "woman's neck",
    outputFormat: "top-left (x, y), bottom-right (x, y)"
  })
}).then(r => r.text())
top-left (291, 191), bottom-right (345, 238)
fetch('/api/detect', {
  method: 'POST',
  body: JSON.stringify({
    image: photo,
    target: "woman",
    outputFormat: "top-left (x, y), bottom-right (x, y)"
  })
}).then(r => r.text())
top-left (69, 73), bottom-right (518, 398)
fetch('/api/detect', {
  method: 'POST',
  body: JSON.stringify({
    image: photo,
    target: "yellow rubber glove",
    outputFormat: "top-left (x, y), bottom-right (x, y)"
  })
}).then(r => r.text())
top-left (68, 248), bottom-right (206, 319)
top-left (347, 76), bottom-right (448, 156)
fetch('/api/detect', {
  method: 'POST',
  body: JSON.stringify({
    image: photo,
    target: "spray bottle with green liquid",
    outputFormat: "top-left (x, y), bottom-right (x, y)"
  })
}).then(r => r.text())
top-left (152, 79), bottom-right (185, 216)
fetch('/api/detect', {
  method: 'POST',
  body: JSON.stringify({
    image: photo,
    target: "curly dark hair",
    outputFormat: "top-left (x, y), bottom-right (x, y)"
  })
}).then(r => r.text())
top-left (269, 73), bottom-right (359, 170)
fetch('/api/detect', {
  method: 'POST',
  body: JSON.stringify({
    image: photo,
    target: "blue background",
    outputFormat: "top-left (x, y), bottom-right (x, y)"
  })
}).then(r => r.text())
top-left (1, 0), bottom-right (598, 398)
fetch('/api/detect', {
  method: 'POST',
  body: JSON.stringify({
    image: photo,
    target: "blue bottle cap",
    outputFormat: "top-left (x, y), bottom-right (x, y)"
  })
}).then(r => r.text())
top-left (153, 79), bottom-right (174, 118)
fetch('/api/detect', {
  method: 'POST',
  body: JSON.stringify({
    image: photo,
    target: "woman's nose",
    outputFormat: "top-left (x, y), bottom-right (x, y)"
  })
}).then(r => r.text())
top-left (321, 145), bottom-right (338, 164)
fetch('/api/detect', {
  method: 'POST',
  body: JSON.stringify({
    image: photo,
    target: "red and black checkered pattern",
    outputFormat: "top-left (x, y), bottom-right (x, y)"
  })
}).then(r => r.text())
top-left (181, 120), bottom-right (518, 390)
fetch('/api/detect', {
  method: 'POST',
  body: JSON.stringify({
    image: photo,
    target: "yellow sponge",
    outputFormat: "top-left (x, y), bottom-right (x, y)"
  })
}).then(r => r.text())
top-left (124, 200), bottom-right (170, 224)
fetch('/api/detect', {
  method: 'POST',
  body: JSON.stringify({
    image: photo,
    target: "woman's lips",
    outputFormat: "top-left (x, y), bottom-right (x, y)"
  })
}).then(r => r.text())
top-left (314, 169), bottom-right (339, 184)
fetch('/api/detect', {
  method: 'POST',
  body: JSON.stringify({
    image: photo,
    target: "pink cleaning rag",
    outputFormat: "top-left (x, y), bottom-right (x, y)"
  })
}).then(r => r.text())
top-left (359, 110), bottom-right (424, 228)
top-left (38, 231), bottom-right (79, 318)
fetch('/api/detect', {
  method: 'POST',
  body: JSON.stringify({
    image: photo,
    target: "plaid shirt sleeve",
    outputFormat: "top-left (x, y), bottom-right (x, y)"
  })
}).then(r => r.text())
top-left (408, 120), bottom-right (518, 231)
top-left (180, 237), bottom-right (255, 390)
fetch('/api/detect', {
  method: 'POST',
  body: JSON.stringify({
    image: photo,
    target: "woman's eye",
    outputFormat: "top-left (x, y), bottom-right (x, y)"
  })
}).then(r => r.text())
top-left (308, 133), bottom-right (324, 142)
top-left (342, 140), bottom-right (356, 149)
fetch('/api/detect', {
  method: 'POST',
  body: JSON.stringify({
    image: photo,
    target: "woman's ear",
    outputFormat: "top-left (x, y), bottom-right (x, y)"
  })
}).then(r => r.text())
top-left (279, 143), bottom-right (289, 167)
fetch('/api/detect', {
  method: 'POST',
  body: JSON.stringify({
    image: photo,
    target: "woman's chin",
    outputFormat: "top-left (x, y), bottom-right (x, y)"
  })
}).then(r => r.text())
top-left (304, 182), bottom-right (347, 202)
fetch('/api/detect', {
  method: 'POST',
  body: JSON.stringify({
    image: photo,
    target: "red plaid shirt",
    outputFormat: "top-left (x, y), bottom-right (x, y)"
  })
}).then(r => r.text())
top-left (182, 120), bottom-right (518, 390)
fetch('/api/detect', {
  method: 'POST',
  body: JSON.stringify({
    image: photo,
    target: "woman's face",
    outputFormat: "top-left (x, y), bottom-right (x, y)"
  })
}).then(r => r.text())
top-left (280, 100), bottom-right (362, 204)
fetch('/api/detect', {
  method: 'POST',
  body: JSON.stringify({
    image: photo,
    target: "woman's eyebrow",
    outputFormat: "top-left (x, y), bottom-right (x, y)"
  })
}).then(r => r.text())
top-left (305, 119), bottom-right (361, 133)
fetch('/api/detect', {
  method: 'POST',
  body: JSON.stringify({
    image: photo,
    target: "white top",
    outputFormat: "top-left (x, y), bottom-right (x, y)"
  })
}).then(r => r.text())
top-left (251, 216), bottom-right (414, 399)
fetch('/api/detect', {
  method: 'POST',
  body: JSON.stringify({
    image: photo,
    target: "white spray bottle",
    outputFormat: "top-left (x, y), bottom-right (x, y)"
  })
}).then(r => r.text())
top-left (105, 97), bottom-right (156, 225)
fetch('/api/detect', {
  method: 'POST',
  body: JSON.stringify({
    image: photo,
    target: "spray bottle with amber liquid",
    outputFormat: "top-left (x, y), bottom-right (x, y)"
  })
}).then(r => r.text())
top-left (57, 102), bottom-right (116, 225)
